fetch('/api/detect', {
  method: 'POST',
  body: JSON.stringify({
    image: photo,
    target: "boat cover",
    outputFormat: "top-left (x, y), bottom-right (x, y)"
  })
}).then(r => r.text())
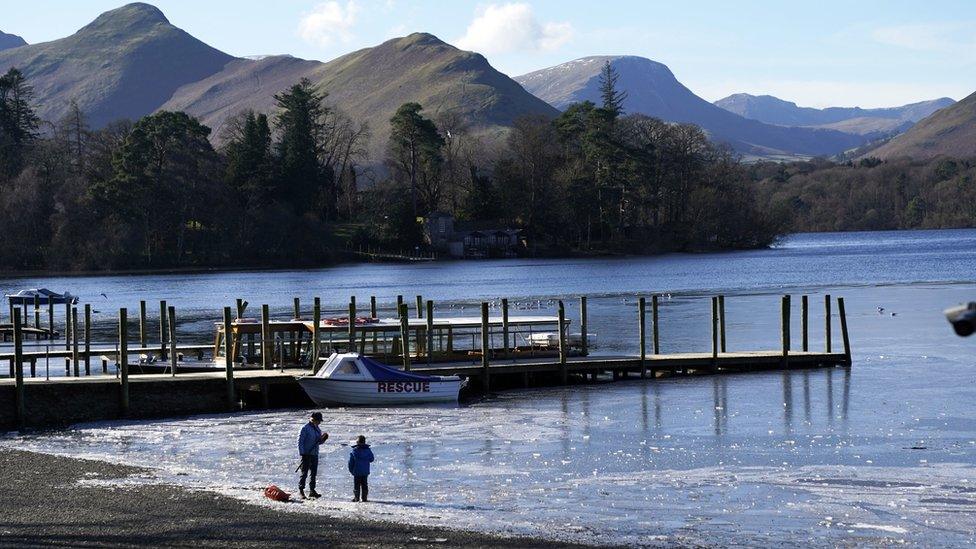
top-left (358, 355), bottom-right (446, 382)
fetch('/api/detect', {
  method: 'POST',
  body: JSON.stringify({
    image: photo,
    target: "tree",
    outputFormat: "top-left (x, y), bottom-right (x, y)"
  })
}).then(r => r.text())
top-left (274, 78), bottom-right (331, 215)
top-left (388, 102), bottom-right (445, 217)
top-left (599, 60), bottom-right (627, 118)
top-left (0, 68), bottom-right (40, 180)
top-left (224, 111), bottom-right (274, 248)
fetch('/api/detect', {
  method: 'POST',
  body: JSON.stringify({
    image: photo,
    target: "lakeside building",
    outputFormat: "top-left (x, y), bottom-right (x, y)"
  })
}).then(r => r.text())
top-left (424, 212), bottom-right (524, 259)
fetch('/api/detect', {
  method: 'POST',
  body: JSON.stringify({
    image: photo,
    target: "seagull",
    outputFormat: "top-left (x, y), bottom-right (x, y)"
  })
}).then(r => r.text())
top-left (100, 293), bottom-right (108, 299)
top-left (878, 306), bottom-right (885, 314)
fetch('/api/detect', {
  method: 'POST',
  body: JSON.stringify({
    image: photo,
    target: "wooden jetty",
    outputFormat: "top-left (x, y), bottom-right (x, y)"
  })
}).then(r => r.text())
top-left (0, 293), bottom-right (852, 432)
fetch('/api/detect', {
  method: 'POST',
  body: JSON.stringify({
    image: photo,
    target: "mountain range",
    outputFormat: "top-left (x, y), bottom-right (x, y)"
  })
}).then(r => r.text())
top-left (714, 93), bottom-right (954, 136)
top-left (0, 31), bottom-right (27, 51)
top-left (867, 91), bottom-right (976, 160)
top-left (0, 2), bottom-right (969, 163)
top-left (516, 56), bottom-right (868, 159)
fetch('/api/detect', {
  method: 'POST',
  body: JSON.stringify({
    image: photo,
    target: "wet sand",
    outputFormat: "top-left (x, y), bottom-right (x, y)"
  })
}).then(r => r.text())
top-left (0, 449), bottom-right (596, 548)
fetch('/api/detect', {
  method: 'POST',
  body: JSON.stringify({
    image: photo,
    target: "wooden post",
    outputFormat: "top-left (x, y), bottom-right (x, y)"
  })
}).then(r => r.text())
top-left (119, 308), bottom-right (129, 416)
top-left (369, 296), bottom-right (377, 318)
top-left (139, 300), bottom-right (147, 347)
top-left (481, 302), bottom-right (491, 391)
top-left (718, 295), bottom-right (726, 353)
top-left (223, 307), bottom-right (235, 410)
top-left (13, 309), bottom-right (25, 430)
top-left (84, 304), bottom-right (91, 375)
top-left (652, 294), bottom-right (660, 354)
top-left (426, 300), bottom-right (434, 363)
top-left (396, 295), bottom-right (404, 313)
top-left (638, 296), bottom-right (647, 378)
top-left (801, 295), bottom-right (809, 352)
top-left (416, 295), bottom-right (423, 319)
top-left (64, 301), bottom-right (71, 351)
top-left (348, 301), bottom-right (356, 352)
top-left (32, 295), bottom-right (39, 337)
top-left (293, 297), bottom-right (301, 319)
top-left (501, 298), bottom-right (510, 355)
top-left (824, 294), bottom-right (832, 353)
top-left (557, 300), bottom-right (567, 384)
top-left (781, 295), bottom-right (791, 358)
top-left (159, 300), bottom-right (167, 360)
top-left (580, 296), bottom-right (588, 357)
top-left (71, 307), bottom-right (80, 377)
top-left (261, 304), bottom-right (271, 370)
top-left (168, 306), bottom-right (177, 376)
top-left (838, 297), bottom-right (851, 364)
top-left (47, 300), bottom-right (54, 340)
top-left (236, 298), bottom-right (246, 319)
top-left (711, 297), bottom-right (719, 360)
top-left (399, 304), bottom-right (411, 371)
top-left (311, 298), bottom-right (321, 372)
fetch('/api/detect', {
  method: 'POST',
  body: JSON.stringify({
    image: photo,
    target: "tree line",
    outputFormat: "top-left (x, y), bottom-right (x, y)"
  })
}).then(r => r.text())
top-left (0, 63), bottom-right (778, 271)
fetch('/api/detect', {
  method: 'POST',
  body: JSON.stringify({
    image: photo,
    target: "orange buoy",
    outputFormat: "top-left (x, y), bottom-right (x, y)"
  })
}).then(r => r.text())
top-left (264, 484), bottom-right (291, 502)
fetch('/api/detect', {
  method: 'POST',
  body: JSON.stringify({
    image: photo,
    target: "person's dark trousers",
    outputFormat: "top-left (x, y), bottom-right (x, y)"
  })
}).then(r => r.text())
top-left (354, 475), bottom-right (368, 501)
top-left (300, 455), bottom-right (319, 492)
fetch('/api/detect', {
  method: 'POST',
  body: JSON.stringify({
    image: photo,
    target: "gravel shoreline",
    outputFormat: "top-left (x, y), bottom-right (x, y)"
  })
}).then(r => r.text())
top-left (0, 449), bottom-right (598, 548)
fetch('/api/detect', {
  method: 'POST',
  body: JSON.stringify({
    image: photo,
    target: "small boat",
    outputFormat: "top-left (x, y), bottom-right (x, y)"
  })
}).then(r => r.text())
top-left (298, 353), bottom-right (464, 406)
top-left (5, 288), bottom-right (79, 305)
top-left (526, 332), bottom-right (597, 348)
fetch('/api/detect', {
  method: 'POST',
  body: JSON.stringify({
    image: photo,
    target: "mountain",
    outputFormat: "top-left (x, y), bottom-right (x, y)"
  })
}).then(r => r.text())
top-left (867, 91), bottom-right (976, 160)
top-left (0, 3), bottom-right (233, 127)
top-left (714, 93), bottom-right (954, 135)
top-left (164, 33), bottom-right (559, 159)
top-left (515, 56), bottom-right (867, 158)
top-left (0, 31), bottom-right (27, 52)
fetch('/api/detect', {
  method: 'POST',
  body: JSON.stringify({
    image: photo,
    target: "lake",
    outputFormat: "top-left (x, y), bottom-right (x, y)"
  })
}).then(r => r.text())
top-left (3, 229), bottom-right (976, 546)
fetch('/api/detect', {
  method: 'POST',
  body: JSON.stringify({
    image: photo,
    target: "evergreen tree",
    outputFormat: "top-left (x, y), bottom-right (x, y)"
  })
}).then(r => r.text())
top-left (599, 60), bottom-right (628, 118)
top-left (0, 68), bottom-right (40, 179)
top-left (274, 78), bottom-right (331, 214)
top-left (388, 102), bottom-right (445, 217)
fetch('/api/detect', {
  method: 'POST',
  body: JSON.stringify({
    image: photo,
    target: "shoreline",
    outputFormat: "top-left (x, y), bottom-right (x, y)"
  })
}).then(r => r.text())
top-left (0, 448), bottom-right (598, 548)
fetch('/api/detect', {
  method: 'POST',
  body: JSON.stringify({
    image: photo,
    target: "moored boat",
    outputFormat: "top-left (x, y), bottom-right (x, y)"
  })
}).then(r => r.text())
top-left (298, 352), bottom-right (464, 406)
top-left (5, 288), bottom-right (79, 305)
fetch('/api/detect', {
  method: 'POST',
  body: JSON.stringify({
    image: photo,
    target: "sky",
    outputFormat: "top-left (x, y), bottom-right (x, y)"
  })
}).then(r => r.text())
top-left (3, 0), bottom-right (975, 108)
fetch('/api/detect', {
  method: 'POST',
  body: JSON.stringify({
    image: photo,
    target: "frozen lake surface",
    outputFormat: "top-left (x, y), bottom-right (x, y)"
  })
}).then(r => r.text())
top-left (4, 229), bottom-right (976, 546)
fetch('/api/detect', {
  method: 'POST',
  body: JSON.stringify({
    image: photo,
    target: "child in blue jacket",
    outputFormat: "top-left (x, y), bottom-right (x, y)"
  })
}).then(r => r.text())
top-left (348, 435), bottom-right (375, 502)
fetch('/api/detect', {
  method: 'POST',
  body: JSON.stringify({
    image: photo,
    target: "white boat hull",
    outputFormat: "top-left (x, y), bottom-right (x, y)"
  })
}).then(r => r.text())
top-left (298, 377), bottom-right (462, 406)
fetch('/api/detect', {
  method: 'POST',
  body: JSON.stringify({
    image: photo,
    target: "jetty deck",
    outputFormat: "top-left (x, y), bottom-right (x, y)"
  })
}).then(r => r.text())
top-left (0, 292), bottom-right (852, 431)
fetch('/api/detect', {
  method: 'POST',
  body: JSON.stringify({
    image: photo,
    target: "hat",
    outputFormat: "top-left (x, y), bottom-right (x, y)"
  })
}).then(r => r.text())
top-left (310, 412), bottom-right (323, 421)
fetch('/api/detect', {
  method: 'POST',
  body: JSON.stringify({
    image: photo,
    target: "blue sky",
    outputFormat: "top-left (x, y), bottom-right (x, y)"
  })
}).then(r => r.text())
top-left (3, 1), bottom-right (975, 108)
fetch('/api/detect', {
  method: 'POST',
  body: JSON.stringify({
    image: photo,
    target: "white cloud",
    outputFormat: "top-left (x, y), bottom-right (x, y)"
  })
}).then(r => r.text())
top-left (871, 22), bottom-right (976, 54)
top-left (455, 3), bottom-right (573, 55)
top-left (298, 1), bottom-right (359, 47)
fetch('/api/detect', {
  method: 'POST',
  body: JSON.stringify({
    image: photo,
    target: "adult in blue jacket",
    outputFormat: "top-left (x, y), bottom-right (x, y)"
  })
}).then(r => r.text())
top-left (347, 435), bottom-right (375, 502)
top-left (298, 411), bottom-right (329, 499)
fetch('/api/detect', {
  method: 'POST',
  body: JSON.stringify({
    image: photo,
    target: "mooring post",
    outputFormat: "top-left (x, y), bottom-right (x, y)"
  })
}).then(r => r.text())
top-left (236, 298), bottom-right (246, 319)
top-left (824, 294), bottom-right (832, 353)
top-left (293, 297), bottom-right (301, 319)
top-left (64, 301), bottom-right (71, 351)
top-left (501, 298), bottom-right (510, 356)
top-left (348, 300), bottom-right (356, 352)
top-left (84, 304), bottom-right (91, 375)
top-left (32, 295), bottom-right (39, 339)
top-left (139, 300), bottom-right (147, 347)
top-left (399, 303), bottom-right (411, 371)
top-left (426, 300), bottom-right (434, 364)
top-left (312, 297), bottom-right (321, 372)
top-left (261, 304), bottom-right (271, 370)
top-left (652, 294), bottom-right (660, 354)
top-left (638, 296), bottom-right (647, 378)
top-left (369, 296), bottom-right (377, 318)
top-left (71, 306), bottom-right (80, 377)
top-left (711, 296), bottom-right (719, 361)
top-left (416, 295), bottom-right (423, 319)
top-left (159, 300), bottom-right (167, 360)
top-left (168, 306), bottom-right (177, 377)
top-left (719, 295), bottom-right (727, 353)
top-left (580, 296), bottom-right (588, 357)
top-left (838, 297), bottom-right (851, 365)
top-left (47, 300), bottom-right (54, 340)
top-left (481, 302), bottom-right (491, 391)
top-left (119, 308), bottom-right (129, 416)
top-left (396, 294), bottom-right (404, 313)
top-left (223, 307), bottom-right (235, 410)
top-left (781, 295), bottom-right (791, 362)
top-left (557, 300), bottom-right (568, 384)
top-left (801, 295), bottom-right (809, 352)
top-left (13, 309), bottom-right (25, 431)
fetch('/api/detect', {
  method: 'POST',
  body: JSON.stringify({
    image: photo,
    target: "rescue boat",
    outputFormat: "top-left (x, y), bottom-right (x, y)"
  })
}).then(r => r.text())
top-left (297, 352), bottom-right (464, 406)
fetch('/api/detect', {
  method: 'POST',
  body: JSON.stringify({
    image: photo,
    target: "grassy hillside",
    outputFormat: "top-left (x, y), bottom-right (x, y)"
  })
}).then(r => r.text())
top-left (869, 91), bottom-right (976, 160)
top-left (0, 3), bottom-right (232, 127)
top-left (0, 31), bottom-right (27, 51)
